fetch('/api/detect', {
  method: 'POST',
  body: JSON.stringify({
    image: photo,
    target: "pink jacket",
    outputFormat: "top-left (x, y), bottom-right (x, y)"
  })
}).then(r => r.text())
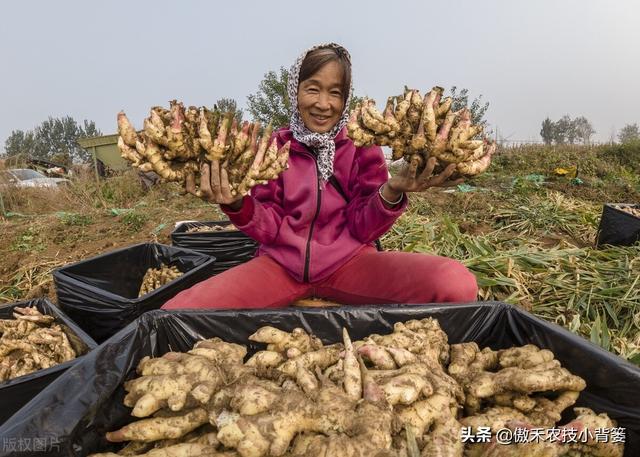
top-left (221, 127), bottom-right (408, 283)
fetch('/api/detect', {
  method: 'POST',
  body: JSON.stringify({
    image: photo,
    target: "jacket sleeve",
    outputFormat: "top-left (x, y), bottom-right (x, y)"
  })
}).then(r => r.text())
top-left (220, 176), bottom-right (285, 245)
top-left (344, 144), bottom-right (408, 243)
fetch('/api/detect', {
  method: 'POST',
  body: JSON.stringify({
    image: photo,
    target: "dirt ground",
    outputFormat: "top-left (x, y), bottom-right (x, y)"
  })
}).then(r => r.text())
top-left (0, 175), bottom-right (227, 304)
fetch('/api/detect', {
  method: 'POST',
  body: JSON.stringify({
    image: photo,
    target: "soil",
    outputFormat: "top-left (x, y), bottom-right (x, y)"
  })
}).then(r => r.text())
top-left (0, 184), bottom-right (226, 304)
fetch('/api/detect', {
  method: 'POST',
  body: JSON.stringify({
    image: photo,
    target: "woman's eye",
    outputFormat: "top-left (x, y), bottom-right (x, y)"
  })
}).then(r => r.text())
top-left (307, 87), bottom-right (319, 94)
top-left (331, 91), bottom-right (342, 97)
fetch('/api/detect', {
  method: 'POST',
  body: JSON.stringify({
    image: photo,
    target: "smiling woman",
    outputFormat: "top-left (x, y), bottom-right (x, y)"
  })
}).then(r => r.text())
top-left (163, 43), bottom-right (478, 310)
top-left (297, 51), bottom-right (350, 134)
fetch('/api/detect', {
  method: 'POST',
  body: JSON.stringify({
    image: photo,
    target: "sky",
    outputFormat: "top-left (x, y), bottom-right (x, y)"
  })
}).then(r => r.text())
top-left (1, 0), bottom-right (639, 149)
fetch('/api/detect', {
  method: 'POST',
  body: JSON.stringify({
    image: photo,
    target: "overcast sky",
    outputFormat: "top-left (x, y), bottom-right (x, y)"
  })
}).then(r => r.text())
top-left (2, 0), bottom-right (639, 149)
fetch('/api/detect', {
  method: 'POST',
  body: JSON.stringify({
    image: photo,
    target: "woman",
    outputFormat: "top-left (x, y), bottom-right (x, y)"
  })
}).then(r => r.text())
top-left (163, 43), bottom-right (477, 309)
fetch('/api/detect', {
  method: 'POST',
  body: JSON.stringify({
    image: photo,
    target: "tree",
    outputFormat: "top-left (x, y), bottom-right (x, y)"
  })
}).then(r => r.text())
top-left (2, 116), bottom-right (101, 163)
top-left (618, 123), bottom-right (640, 143)
top-left (247, 67), bottom-right (363, 129)
top-left (558, 115), bottom-right (578, 144)
top-left (552, 117), bottom-right (564, 144)
top-left (572, 116), bottom-right (595, 145)
top-left (215, 98), bottom-right (243, 123)
top-left (449, 86), bottom-right (490, 128)
top-left (247, 67), bottom-right (291, 128)
top-left (349, 93), bottom-right (365, 112)
top-left (4, 130), bottom-right (40, 157)
top-left (552, 115), bottom-right (585, 145)
top-left (543, 115), bottom-right (595, 145)
top-left (540, 117), bottom-right (554, 145)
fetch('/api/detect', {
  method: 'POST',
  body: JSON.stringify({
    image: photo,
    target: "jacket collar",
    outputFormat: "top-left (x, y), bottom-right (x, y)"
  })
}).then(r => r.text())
top-left (276, 126), bottom-right (348, 154)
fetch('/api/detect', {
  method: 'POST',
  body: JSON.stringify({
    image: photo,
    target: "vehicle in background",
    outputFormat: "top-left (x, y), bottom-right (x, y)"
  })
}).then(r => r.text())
top-left (25, 158), bottom-right (71, 178)
top-left (0, 168), bottom-right (71, 189)
top-left (2, 155), bottom-right (72, 179)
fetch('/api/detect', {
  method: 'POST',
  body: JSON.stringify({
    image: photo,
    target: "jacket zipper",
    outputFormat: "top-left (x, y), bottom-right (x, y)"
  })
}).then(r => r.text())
top-left (303, 158), bottom-right (321, 282)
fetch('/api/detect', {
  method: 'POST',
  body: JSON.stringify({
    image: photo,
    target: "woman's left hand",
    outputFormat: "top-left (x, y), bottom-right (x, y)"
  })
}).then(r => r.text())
top-left (384, 156), bottom-right (464, 198)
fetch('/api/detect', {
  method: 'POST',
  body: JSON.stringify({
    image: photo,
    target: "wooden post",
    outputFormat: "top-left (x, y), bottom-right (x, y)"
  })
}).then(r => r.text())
top-left (92, 146), bottom-right (100, 185)
top-left (91, 146), bottom-right (108, 209)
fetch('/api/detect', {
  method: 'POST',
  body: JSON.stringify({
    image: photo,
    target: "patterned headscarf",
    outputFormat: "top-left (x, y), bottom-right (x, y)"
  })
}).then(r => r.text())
top-left (288, 43), bottom-right (353, 182)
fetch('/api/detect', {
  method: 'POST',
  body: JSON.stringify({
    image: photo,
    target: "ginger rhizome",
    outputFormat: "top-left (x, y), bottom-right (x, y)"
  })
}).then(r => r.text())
top-left (138, 264), bottom-right (183, 297)
top-left (117, 101), bottom-right (290, 197)
top-left (0, 306), bottom-right (77, 382)
top-left (347, 86), bottom-right (496, 178)
top-left (612, 204), bottom-right (640, 218)
top-left (185, 225), bottom-right (239, 234)
top-left (89, 320), bottom-right (623, 457)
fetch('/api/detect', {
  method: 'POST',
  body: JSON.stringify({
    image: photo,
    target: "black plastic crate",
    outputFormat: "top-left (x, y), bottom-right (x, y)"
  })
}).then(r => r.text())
top-left (171, 221), bottom-right (257, 274)
top-left (597, 203), bottom-right (640, 247)
top-left (0, 302), bottom-right (638, 456)
top-left (53, 243), bottom-right (216, 343)
top-left (0, 298), bottom-right (97, 425)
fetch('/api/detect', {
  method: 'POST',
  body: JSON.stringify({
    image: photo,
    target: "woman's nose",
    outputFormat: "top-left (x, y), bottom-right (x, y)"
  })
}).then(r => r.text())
top-left (315, 93), bottom-right (331, 110)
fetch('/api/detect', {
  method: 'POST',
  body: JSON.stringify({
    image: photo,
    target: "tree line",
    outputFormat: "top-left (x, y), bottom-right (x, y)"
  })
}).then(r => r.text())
top-left (20, 64), bottom-right (640, 164)
top-left (4, 117), bottom-right (101, 164)
top-left (539, 115), bottom-right (639, 145)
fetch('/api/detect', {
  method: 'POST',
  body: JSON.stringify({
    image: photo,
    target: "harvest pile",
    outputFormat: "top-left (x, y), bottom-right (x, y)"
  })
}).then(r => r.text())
top-left (186, 225), bottom-right (239, 234)
top-left (117, 101), bottom-right (290, 197)
top-left (612, 204), bottom-right (640, 218)
top-left (89, 319), bottom-right (623, 457)
top-left (0, 306), bottom-right (76, 382)
top-left (138, 264), bottom-right (183, 297)
top-left (347, 87), bottom-right (495, 177)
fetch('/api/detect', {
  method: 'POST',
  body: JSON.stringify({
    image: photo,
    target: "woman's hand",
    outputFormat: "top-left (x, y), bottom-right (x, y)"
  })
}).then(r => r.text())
top-left (185, 160), bottom-right (244, 210)
top-left (384, 156), bottom-right (464, 199)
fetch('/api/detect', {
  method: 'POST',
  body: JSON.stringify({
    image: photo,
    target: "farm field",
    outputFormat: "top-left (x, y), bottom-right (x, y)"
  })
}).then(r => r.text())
top-left (1, 142), bottom-right (639, 364)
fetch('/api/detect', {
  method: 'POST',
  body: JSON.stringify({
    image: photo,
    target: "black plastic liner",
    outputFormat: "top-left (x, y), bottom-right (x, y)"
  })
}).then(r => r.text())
top-left (597, 203), bottom-right (640, 247)
top-left (1, 302), bottom-right (638, 456)
top-left (52, 243), bottom-right (216, 343)
top-left (0, 298), bottom-right (97, 425)
top-left (171, 221), bottom-right (257, 274)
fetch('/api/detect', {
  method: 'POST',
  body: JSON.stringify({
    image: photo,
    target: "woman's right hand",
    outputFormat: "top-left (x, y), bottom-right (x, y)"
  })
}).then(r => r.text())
top-left (185, 160), bottom-right (244, 210)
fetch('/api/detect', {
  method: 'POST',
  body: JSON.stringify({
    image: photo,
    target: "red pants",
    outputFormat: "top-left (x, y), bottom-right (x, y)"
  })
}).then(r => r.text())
top-left (162, 247), bottom-right (478, 310)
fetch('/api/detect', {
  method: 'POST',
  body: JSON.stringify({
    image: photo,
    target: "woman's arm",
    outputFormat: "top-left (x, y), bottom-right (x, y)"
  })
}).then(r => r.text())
top-left (344, 145), bottom-right (408, 243)
top-left (221, 177), bottom-right (285, 245)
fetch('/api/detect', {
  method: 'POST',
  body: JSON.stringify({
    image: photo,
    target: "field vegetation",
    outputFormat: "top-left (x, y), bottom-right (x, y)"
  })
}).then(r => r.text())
top-left (1, 142), bottom-right (639, 363)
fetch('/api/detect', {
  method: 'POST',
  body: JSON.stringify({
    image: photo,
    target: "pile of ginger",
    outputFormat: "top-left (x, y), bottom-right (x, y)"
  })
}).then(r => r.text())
top-left (138, 264), bottom-right (183, 297)
top-left (117, 101), bottom-right (290, 198)
top-left (89, 318), bottom-right (624, 457)
top-left (347, 87), bottom-right (496, 178)
top-left (0, 306), bottom-right (77, 382)
top-left (612, 204), bottom-right (640, 218)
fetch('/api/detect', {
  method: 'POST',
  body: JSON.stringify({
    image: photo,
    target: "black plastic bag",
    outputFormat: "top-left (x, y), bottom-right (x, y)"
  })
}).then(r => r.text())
top-left (53, 243), bottom-right (216, 343)
top-left (597, 203), bottom-right (640, 247)
top-left (1, 302), bottom-right (638, 456)
top-left (171, 221), bottom-right (257, 274)
top-left (0, 298), bottom-right (97, 425)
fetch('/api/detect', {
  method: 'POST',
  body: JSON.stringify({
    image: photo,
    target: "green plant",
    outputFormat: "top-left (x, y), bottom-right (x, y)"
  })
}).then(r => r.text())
top-left (122, 211), bottom-right (147, 231)
top-left (56, 211), bottom-right (93, 226)
top-left (10, 227), bottom-right (46, 252)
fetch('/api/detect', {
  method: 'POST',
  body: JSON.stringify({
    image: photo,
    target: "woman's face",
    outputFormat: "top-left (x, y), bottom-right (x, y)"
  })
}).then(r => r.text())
top-left (297, 60), bottom-right (346, 134)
